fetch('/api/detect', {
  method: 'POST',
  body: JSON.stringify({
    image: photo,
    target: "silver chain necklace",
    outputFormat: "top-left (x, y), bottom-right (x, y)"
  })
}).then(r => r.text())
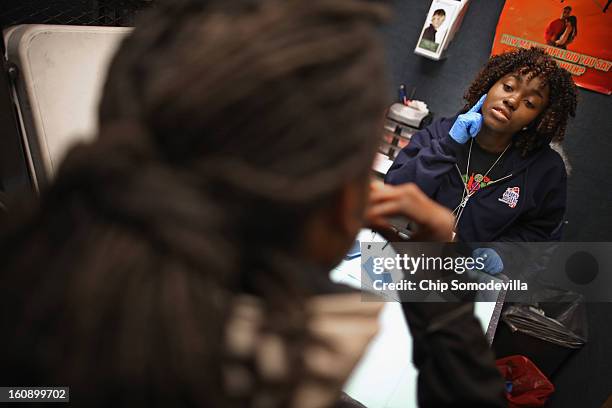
top-left (452, 138), bottom-right (513, 231)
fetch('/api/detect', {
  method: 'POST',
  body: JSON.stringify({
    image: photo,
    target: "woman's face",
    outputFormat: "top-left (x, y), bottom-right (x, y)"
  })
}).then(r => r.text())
top-left (481, 72), bottom-right (550, 136)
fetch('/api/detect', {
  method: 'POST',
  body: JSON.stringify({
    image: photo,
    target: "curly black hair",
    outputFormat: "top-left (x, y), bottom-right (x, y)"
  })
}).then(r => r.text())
top-left (464, 47), bottom-right (578, 157)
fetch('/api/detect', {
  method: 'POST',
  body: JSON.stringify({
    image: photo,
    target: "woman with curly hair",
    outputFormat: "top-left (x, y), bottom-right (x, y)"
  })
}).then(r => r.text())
top-left (386, 47), bottom-right (578, 242)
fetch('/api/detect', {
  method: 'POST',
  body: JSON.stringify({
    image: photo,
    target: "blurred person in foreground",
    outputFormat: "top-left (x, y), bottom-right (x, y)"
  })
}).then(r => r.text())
top-left (0, 1), bottom-right (504, 406)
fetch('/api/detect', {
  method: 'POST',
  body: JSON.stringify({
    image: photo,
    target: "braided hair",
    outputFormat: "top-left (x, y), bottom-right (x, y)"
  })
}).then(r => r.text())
top-left (463, 47), bottom-right (578, 157)
top-left (0, 0), bottom-right (389, 406)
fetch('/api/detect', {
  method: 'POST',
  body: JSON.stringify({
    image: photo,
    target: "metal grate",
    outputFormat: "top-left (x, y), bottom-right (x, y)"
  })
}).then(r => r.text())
top-left (1, 0), bottom-right (155, 29)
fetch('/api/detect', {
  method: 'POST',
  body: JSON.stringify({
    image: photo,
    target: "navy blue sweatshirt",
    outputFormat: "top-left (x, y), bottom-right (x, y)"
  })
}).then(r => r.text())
top-left (385, 116), bottom-right (567, 242)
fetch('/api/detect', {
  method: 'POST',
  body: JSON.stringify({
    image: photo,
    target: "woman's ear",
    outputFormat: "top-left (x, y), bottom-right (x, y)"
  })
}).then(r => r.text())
top-left (334, 179), bottom-right (368, 238)
top-left (299, 178), bottom-right (369, 267)
top-left (525, 112), bottom-right (544, 133)
top-left (525, 114), bottom-right (541, 131)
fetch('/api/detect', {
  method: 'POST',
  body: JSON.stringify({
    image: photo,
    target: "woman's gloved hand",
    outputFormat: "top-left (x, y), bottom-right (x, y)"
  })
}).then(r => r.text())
top-left (472, 247), bottom-right (504, 275)
top-left (449, 94), bottom-right (487, 144)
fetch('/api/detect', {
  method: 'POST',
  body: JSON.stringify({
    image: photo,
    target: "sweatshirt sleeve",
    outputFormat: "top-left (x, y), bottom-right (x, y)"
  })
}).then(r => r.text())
top-left (384, 117), bottom-right (464, 197)
top-left (403, 302), bottom-right (506, 407)
top-left (496, 155), bottom-right (567, 242)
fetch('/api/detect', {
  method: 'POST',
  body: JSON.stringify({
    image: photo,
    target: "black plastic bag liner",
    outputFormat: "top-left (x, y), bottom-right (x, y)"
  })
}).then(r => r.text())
top-left (502, 287), bottom-right (588, 349)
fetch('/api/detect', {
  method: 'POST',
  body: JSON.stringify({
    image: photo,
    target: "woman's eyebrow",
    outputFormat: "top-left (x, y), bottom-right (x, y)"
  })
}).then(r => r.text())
top-left (530, 88), bottom-right (545, 99)
top-left (508, 74), bottom-right (545, 99)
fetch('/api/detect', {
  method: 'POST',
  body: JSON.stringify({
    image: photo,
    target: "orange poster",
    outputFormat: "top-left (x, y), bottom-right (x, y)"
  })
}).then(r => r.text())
top-left (491, 0), bottom-right (612, 95)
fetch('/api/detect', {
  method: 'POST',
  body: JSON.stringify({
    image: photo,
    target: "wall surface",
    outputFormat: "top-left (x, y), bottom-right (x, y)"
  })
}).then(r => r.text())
top-left (381, 0), bottom-right (612, 242)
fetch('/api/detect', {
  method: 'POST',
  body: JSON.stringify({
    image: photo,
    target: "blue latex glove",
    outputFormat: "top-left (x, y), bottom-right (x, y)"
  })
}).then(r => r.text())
top-left (472, 247), bottom-right (504, 275)
top-left (449, 94), bottom-right (487, 144)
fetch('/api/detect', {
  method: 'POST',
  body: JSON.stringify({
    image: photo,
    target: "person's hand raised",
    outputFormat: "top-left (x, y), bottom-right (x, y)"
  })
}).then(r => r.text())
top-left (366, 181), bottom-right (454, 242)
top-left (448, 94), bottom-right (487, 144)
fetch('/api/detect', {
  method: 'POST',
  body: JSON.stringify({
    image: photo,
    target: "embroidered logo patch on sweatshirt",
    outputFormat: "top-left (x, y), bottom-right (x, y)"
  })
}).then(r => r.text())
top-left (499, 187), bottom-right (520, 208)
